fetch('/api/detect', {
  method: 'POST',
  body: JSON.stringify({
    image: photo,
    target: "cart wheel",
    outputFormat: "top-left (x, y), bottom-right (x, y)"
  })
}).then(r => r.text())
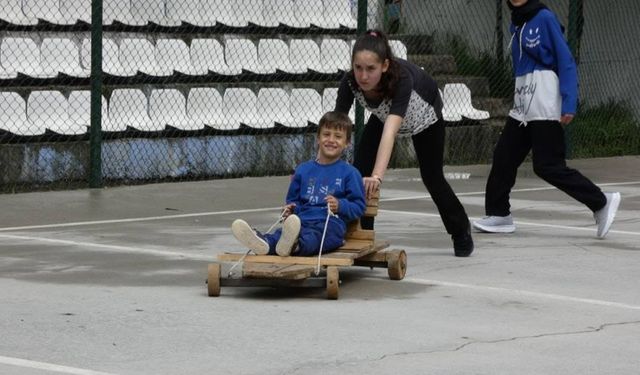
top-left (386, 249), bottom-right (407, 280)
top-left (326, 266), bottom-right (339, 300)
top-left (207, 263), bottom-right (221, 297)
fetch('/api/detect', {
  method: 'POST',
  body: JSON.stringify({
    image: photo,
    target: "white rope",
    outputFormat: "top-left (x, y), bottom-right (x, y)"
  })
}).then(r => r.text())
top-left (316, 204), bottom-right (338, 276)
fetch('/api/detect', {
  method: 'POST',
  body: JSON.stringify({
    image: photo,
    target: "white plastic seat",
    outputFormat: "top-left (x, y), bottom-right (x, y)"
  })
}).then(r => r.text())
top-left (390, 40), bottom-right (408, 60)
top-left (201, 0), bottom-right (263, 27)
top-left (130, 0), bottom-right (180, 26)
top-left (290, 88), bottom-right (322, 127)
top-left (294, 0), bottom-right (327, 28)
top-left (262, 0), bottom-right (296, 28)
top-left (80, 38), bottom-right (136, 77)
top-left (320, 38), bottom-right (351, 73)
top-left (225, 39), bottom-right (270, 74)
top-left (59, 0), bottom-right (90, 23)
top-left (23, 0), bottom-right (76, 24)
top-left (289, 39), bottom-right (323, 73)
top-left (0, 92), bottom-right (31, 135)
top-left (150, 89), bottom-right (202, 131)
top-left (103, 0), bottom-right (146, 25)
top-left (0, 0), bottom-right (38, 25)
top-left (27, 91), bottom-right (84, 135)
top-left (440, 88), bottom-right (462, 122)
top-left (223, 88), bottom-right (257, 130)
top-left (258, 39), bottom-right (295, 74)
top-left (323, 0), bottom-right (357, 29)
top-left (68, 91), bottom-right (111, 131)
top-left (323, 87), bottom-right (354, 121)
top-left (187, 87), bottom-right (225, 129)
top-left (120, 38), bottom-right (172, 76)
top-left (156, 39), bottom-right (205, 75)
top-left (108, 89), bottom-right (157, 132)
top-left (252, 88), bottom-right (295, 128)
top-left (190, 39), bottom-right (240, 75)
top-left (41, 38), bottom-right (89, 77)
top-left (0, 37), bottom-right (50, 78)
top-left (166, 0), bottom-right (216, 26)
top-left (444, 83), bottom-right (490, 120)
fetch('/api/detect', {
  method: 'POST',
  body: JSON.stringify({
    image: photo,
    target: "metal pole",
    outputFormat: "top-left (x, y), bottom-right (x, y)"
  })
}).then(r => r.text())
top-left (495, 0), bottom-right (504, 63)
top-left (89, 0), bottom-right (103, 188)
top-left (354, 0), bottom-right (368, 151)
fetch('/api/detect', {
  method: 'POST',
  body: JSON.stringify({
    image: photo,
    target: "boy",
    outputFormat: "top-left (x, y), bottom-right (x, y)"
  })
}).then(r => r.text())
top-left (231, 111), bottom-right (366, 256)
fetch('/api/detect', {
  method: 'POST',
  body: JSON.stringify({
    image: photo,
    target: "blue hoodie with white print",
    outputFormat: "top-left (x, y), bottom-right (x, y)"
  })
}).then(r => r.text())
top-left (508, 8), bottom-right (578, 124)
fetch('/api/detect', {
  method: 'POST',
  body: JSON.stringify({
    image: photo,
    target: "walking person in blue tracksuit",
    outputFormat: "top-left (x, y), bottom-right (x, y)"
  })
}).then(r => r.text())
top-left (473, 0), bottom-right (621, 238)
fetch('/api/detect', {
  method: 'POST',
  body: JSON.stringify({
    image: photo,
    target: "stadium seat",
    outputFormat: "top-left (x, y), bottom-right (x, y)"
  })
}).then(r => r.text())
top-left (23, 0), bottom-right (76, 24)
top-left (440, 88), bottom-right (462, 122)
top-left (68, 91), bottom-right (111, 131)
top-left (27, 91), bottom-right (84, 135)
top-left (322, 87), bottom-right (354, 121)
top-left (444, 83), bottom-right (490, 120)
top-left (0, 92), bottom-right (31, 135)
top-left (80, 38), bottom-right (136, 77)
top-left (223, 88), bottom-right (257, 130)
top-left (258, 39), bottom-right (295, 74)
top-left (289, 38), bottom-right (323, 73)
top-left (59, 0), bottom-right (90, 24)
top-left (390, 40), bottom-right (408, 60)
top-left (156, 39), bottom-right (205, 75)
top-left (120, 38), bottom-right (172, 76)
top-left (0, 0), bottom-right (38, 25)
top-left (0, 37), bottom-right (51, 78)
top-left (262, 0), bottom-right (296, 28)
top-left (41, 38), bottom-right (89, 77)
top-left (108, 88), bottom-right (157, 132)
top-left (323, 0), bottom-right (357, 29)
top-left (201, 0), bottom-right (264, 27)
top-left (254, 88), bottom-right (295, 128)
top-left (320, 39), bottom-right (351, 73)
top-left (104, 0), bottom-right (146, 25)
top-left (130, 0), bottom-right (180, 26)
top-left (150, 89), bottom-right (202, 131)
top-left (186, 87), bottom-right (225, 129)
top-left (190, 39), bottom-right (240, 75)
top-left (290, 88), bottom-right (322, 127)
top-left (166, 0), bottom-right (216, 26)
top-left (225, 38), bottom-right (270, 74)
top-left (294, 0), bottom-right (326, 28)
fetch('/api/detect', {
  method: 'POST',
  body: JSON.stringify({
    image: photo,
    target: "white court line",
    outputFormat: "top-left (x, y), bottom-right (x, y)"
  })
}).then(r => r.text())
top-left (0, 233), bottom-right (214, 261)
top-left (378, 209), bottom-right (640, 237)
top-left (403, 277), bottom-right (640, 311)
top-left (0, 355), bottom-right (115, 375)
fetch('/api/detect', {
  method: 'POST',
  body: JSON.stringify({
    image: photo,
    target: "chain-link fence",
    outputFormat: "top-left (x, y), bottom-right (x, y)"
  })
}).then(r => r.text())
top-left (1, 0), bottom-right (638, 192)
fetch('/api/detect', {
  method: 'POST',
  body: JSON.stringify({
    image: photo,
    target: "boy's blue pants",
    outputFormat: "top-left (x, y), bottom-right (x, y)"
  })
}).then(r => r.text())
top-left (264, 218), bottom-right (346, 256)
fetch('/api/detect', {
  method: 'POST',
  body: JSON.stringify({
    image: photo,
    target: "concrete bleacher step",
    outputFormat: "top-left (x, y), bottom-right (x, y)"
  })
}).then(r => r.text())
top-left (407, 54), bottom-right (457, 75)
top-left (473, 97), bottom-right (511, 119)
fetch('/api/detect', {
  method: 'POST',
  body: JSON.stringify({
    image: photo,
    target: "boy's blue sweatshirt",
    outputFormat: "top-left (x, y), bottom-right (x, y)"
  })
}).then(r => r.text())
top-left (509, 8), bottom-right (578, 123)
top-left (286, 159), bottom-right (366, 230)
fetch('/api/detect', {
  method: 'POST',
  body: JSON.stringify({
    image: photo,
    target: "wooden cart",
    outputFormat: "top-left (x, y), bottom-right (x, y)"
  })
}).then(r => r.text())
top-left (206, 190), bottom-right (406, 299)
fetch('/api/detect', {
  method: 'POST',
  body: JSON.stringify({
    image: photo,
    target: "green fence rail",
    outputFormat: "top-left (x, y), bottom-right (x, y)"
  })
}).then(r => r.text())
top-left (0, 0), bottom-right (638, 193)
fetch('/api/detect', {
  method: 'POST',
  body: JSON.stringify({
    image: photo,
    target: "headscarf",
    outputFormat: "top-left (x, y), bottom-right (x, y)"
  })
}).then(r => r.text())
top-left (507, 0), bottom-right (548, 26)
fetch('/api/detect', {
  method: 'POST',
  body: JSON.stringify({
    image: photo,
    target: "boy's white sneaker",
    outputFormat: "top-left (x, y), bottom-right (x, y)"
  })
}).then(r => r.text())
top-left (472, 215), bottom-right (516, 233)
top-left (594, 192), bottom-right (621, 239)
top-left (231, 219), bottom-right (269, 255)
top-left (276, 214), bottom-right (301, 256)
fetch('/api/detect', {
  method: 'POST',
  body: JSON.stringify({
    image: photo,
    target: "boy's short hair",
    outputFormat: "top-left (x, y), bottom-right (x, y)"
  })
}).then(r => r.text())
top-left (317, 111), bottom-right (353, 142)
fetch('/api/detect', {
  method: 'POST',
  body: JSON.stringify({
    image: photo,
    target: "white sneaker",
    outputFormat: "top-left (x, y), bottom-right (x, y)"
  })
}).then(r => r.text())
top-left (276, 214), bottom-right (301, 256)
top-left (472, 215), bottom-right (516, 233)
top-left (231, 219), bottom-right (269, 255)
top-left (594, 192), bottom-right (621, 239)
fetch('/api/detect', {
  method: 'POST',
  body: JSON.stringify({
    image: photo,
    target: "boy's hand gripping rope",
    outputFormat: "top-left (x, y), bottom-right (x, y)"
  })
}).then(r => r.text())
top-left (227, 209), bottom-right (287, 278)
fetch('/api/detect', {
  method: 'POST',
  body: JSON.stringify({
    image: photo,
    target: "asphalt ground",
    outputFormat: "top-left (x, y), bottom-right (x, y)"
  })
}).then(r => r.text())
top-left (1, 156), bottom-right (639, 375)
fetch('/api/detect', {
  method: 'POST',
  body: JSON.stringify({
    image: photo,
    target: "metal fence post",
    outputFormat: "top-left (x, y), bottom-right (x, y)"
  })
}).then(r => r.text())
top-left (353, 0), bottom-right (368, 153)
top-left (89, 0), bottom-right (103, 188)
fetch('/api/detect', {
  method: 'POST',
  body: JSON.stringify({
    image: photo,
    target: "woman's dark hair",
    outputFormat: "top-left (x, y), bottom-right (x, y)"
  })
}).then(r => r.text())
top-left (349, 29), bottom-right (401, 99)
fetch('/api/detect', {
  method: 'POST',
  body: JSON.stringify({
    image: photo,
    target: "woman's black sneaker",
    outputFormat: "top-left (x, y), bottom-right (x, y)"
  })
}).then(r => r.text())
top-left (452, 230), bottom-right (474, 257)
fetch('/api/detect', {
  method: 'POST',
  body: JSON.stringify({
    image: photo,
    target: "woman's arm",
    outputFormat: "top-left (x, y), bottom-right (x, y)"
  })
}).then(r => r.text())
top-left (363, 114), bottom-right (402, 197)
